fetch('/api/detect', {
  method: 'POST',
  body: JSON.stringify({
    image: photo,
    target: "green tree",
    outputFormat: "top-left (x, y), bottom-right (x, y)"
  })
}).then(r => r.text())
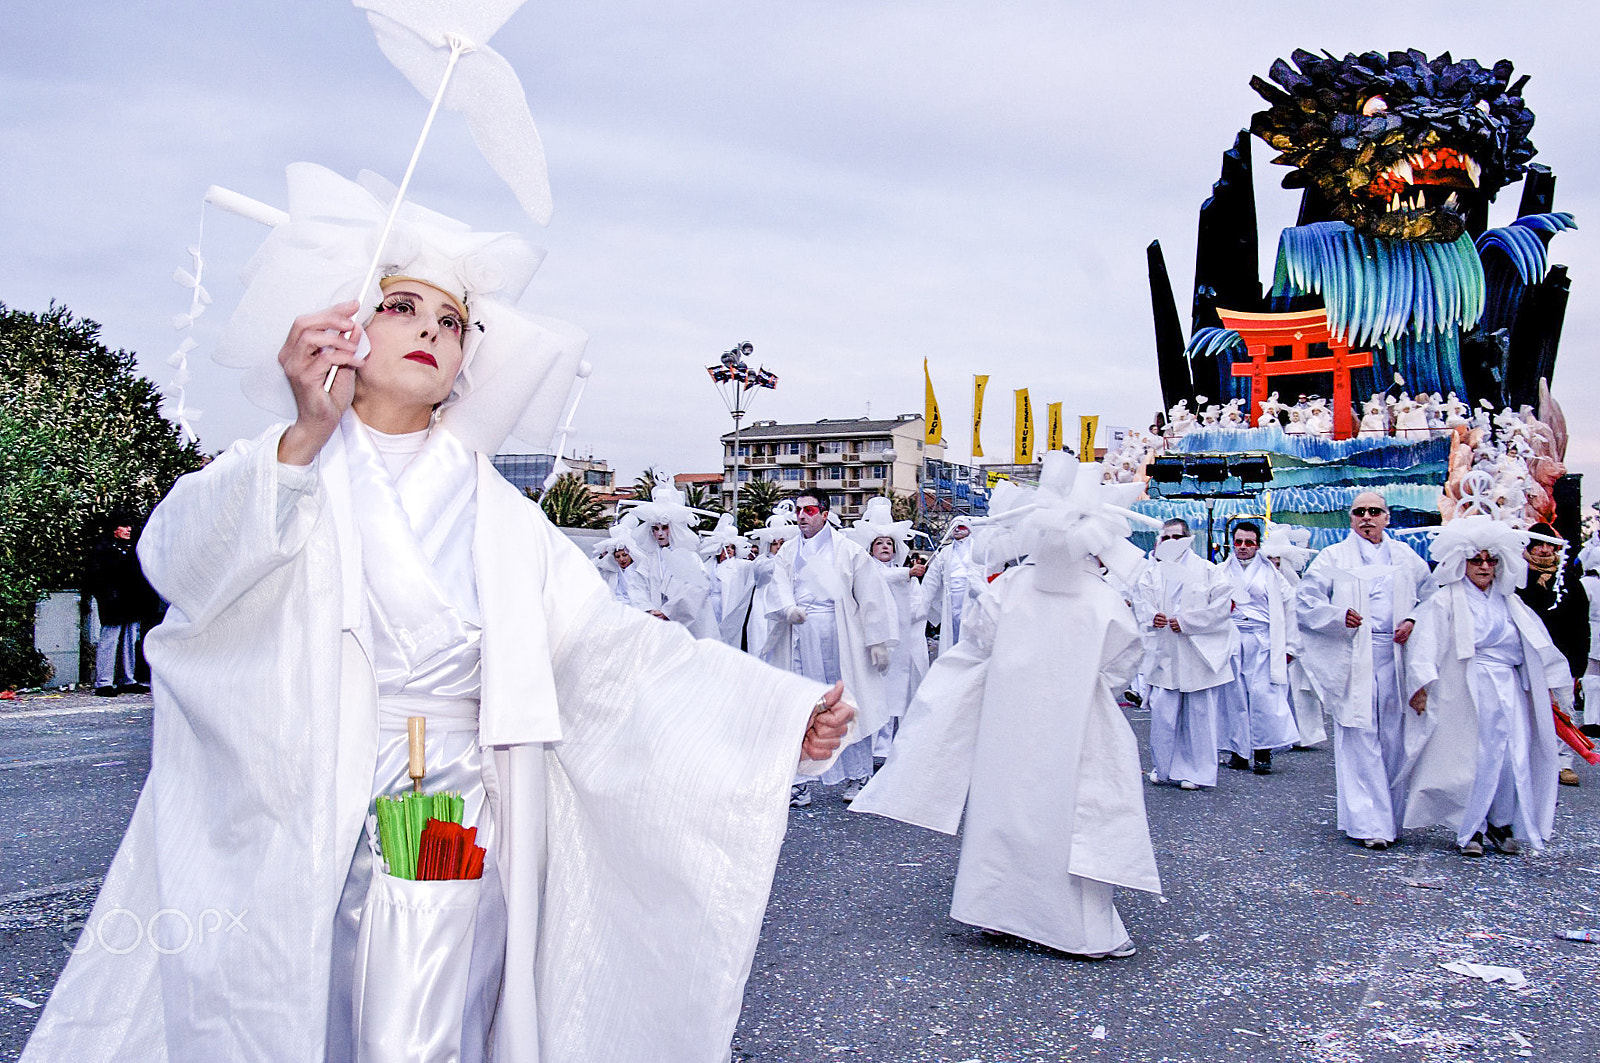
top-left (890, 492), bottom-right (917, 523)
top-left (736, 479), bottom-right (788, 533)
top-left (681, 482), bottom-right (724, 532)
top-left (534, 473), bottom-right (607, 529)
top-left (630, 467), bottom-right (663, 501)
top-left (0, 302), bottom-right (205, 686)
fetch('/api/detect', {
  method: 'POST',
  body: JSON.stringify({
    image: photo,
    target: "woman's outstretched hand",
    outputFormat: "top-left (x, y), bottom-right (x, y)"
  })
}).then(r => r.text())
top-left (801, 681), bottom-right (854, 761)
top-left (277, 301), bottom-right (362, 466)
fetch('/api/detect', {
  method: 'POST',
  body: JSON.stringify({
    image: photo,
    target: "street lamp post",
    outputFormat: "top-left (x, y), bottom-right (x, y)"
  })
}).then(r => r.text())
top-left (881, 448), bottom-right (897, 502)
top-left (705, 342), bottom-right (778, 525)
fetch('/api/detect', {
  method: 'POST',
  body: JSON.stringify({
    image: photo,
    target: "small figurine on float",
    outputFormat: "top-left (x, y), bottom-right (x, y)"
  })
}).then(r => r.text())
top-left (1390, 392), bottom-right (1431, 437)
top-left (1256, 391), bottom-right (1288, 428)
top-left (1357, 393), bottom-right (1390, 438)
top-left (1219, 398), bottom-right (1248, 430)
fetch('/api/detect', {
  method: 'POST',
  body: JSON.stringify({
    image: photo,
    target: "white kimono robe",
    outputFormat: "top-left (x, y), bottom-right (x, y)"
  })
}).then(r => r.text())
top-left (880, 563), bottom-right (930, 719)
top-left (708, 556), bottom-right (756, 649)
top-left (771, 527), bottom-right (896, 783)
top-left (1220, 554), bottom-right (1300, 756)
top-left (852, 565), bottom-right (1161, 955)
top-left (921, 537), bottom-right (979, 655)
top-left (1296, 533), bottom-right (1433, 841)
top-left (1402, 580), bottom-right (1566, 848)
top-left (23, 425), bottom-right (826, 1063)
top-left (746, 553), bottom-right (794, 666)
top-left (1130, 550), bottom-right (1236, 788)
top-left (627, 537), bottom-right (719, 638)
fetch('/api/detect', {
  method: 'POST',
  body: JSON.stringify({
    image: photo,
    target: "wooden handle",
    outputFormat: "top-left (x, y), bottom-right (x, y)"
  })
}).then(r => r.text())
top-left (407, 716), bottom-right (426, 793)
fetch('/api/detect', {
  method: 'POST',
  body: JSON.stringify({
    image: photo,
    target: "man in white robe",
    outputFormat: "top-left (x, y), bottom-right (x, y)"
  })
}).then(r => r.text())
top-left (853, 454), bottom-right (1161, 957)
top-left (1131, 519), bottom-right (1236, 790)
top-left (920, 517), bottom-right (979, 655)
top-left (746, 513), bottom-right (798, 665)
top-left (1295, 492), bottom-right (1433, 849)
top-left (1219, 521), bottom-right (1300, 774)
top-left (1258, 524), bottom-right (1328, 748)
top-left (1402, 517), bottom-right (1567, 855)
top-left (772, 492), bottom-right (896, 805)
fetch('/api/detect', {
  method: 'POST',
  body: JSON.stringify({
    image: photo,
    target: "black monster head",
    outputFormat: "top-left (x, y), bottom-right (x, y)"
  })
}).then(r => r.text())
top-left (1250, 49), bottom-right (1537, 241)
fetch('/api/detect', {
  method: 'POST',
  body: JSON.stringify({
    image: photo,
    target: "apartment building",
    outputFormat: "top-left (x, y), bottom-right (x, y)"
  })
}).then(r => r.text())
top-left (719, 414), bottom-right (942, 520)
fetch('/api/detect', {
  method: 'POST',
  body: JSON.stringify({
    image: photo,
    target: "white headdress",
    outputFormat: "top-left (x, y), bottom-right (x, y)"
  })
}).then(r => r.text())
top-left (1429, 514), bottom-right (1530, 593)
top-left (846, 497), bottom-right (913, 565)
top-left (749, 507), bottom-right (798, 550)
top-left (1259, 520), bottom-right (1314, 573)
top-left (698, 513), bottom-right (749, 560)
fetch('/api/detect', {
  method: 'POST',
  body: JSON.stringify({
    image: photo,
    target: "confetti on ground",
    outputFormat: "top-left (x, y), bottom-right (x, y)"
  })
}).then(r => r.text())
top-left (1442, 961), bottom-right (1527, 986)
top-left (1091, 1025), bottom-right (1106, 1040)
top-left (8, 997), bottom-right (39, 1009)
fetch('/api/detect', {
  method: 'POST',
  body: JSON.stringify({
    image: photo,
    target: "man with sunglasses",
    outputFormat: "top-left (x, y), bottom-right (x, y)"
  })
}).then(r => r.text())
top-left (1219, 521), bottom-right (1300, 775)
top-left (1131, 519), bottom-right (1237, 791)
top-left (1295, 492), bottom-right (1433, 850)
top-left (772, 494), bottom-right (897, 806)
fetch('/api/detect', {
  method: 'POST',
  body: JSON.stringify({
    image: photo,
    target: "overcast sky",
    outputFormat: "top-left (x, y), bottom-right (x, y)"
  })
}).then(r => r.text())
top-left (6, 1), bottom-right (1599, 490)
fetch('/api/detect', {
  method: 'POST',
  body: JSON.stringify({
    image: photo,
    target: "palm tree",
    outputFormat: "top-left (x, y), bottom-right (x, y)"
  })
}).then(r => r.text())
top-left (681, 483), bottom-right (725, 532)
top-left (736, 479), bottom-right (788, 533)
top-left (630, 467), bottom-right (664, 501)
top-left (890, 492), bottom-right (917, 523)
top-left (534, 474), bottom-right (607, 529)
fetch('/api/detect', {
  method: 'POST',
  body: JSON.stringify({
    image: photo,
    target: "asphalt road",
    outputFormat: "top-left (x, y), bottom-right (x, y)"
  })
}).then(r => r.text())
top-left (2, 691), bottom-right (1598, 1062)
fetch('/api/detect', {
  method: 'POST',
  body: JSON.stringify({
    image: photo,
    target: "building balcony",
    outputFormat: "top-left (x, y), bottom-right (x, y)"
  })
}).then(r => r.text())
top-left (817, 452), bottom-right (844, 463)
top-left (776, 453), bottom-right (805, 465)
top-left (858, 476), bottom-right (885, 488)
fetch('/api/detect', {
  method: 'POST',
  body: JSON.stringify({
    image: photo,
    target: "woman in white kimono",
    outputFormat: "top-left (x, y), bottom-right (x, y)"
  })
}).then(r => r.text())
top-left (1402, 516), bottom-right (1569, 856)
top-left (852, 454), bottom-right (1162, 958)
top-left (23, 165), bottom-right (852, 1063)
top-left (847, 497), bottom-right (929, 756)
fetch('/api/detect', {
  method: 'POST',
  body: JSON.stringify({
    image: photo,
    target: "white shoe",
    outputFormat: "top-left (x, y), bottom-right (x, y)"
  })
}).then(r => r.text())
top-left (1107, 941), bottom-right (1137, 958)
top-left (841, 778), bottom-right (868, 803)
top-left (789, 784), bottom-right (812, 809)
top-left (1178, 780), bottom-right (1199, 791)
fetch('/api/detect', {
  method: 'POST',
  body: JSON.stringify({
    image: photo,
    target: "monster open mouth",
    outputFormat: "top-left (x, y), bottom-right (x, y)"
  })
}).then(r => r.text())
top-left (1366, 146), bottom-right (1481, 213)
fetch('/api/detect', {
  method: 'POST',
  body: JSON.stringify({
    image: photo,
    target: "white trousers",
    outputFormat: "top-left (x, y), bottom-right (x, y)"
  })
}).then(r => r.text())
top-left (1220, 620), bottom-right (1300, 756)
top-left (1333, 635), bottom-right (1404, 842)
top-left (1148, 685), bottom-right (1224, 788)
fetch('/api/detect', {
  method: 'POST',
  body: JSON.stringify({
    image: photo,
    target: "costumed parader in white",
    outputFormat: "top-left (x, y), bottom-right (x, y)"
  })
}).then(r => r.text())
top-left (771, 492), bottom-right (897, 807)
top-left (1258, 522), bottom-right (1327, 748)
top-left (851, 453), bottom-right (1163, 957)
top-left (1218, 521), bottom-right (1300, 775)
top-left (612, 483), bottom-right (719, 638)
top-left (846, 496), bottom-right (930, 757)
top-left (746, 507), bottom-right (799, 666)
top-left (1401, 516), bottom-right (1568, 856)
top-left (592, 535), bottom-right (647, 610)
top-left (21, 166), bottom-right (856, 1063)
top-left (699, 512), bottom-right (756, 648)
top-left (1131, 519), bottom-right (1237, 791)
top-left (920, 516), bottom-right (980, 654)
top-left (1294, 492), bottom-right (1433, 850)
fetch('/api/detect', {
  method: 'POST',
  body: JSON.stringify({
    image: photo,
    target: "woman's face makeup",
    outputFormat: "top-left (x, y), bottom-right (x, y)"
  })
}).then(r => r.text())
top-left (357, 283), bottom-right (469, 410)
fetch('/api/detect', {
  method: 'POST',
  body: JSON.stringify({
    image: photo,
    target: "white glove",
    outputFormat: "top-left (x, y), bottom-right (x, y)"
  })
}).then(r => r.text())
top-left (869, 644), bottom-right (891, 672)
top-left (787, 607), bottom-right (807, 625)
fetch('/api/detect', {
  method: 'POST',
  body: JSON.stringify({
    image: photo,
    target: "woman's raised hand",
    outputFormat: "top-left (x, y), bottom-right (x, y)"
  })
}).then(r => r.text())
top-left (277, 302), bottom-right (362, 466)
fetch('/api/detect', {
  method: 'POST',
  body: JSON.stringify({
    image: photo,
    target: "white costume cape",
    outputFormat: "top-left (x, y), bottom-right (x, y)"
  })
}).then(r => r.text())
top-left (1401, 580), bottom-right (1565, 847)
top-left (1294, 532), bottom-right (1433, 729)
top-left (921, 537), bottom-right (979, 655)
top-left (880, 564), bottom-right (930, 717)
top-left (852, 566), bottom-right (1160, 954)
top-left (24, 426), bottom-right (825, 1063)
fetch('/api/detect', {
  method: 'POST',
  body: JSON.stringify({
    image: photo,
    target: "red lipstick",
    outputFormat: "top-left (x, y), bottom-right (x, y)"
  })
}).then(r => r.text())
top-left (404, 350), bottom-right (438, 368)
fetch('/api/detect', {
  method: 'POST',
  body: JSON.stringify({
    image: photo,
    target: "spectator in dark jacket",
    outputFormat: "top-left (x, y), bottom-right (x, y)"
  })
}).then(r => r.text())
top-left (83, 517), bottom-right (158, 695)
top-left (1517, 522), bottom-right (1590, 786)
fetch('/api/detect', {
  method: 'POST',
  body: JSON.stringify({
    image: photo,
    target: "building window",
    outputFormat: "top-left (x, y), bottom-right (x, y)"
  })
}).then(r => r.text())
top-left (863, 439), bottom-right (888, 453)
top-left (737, 469), bottom-right (751, 482)
top-left (782, 467), bottom-right (803, 481)
top-left (831, 493), bottom-right (848, 509)
top-left (819, 440), bottom-right (844, 454)
top-left (737, 444), bottom-right (750, 457)
top-left (869, 465), bottom-right (887, 479)
top-left (824, 466), bottom-right (842, 480)
top-left (787, 442), bottom-right (803, 455)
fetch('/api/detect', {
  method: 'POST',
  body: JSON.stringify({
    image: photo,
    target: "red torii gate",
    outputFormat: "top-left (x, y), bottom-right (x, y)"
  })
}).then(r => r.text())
top-left (1217, 307), bottom-right (1373, 440)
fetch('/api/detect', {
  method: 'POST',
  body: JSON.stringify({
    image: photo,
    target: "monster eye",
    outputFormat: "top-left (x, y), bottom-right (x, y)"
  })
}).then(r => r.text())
top-left (1476, 99), bottom-right (1492, 113)
top-left (1360, 95), bottom-right (1389, 116)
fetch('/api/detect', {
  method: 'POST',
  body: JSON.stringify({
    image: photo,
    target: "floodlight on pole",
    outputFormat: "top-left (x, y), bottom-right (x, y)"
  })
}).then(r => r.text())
top-left (706, 341), bottom-right (778, 522)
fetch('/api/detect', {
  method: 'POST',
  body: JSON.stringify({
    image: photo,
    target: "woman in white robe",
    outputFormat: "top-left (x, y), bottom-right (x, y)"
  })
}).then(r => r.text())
top-left (1402, 517), bottom-right (1568, 855)
top-left (847, 497), bottom-right (930, 756)
top-left (22, 167), bottom-right (853, 1063)
top-left (853, 455), bottom-right (1162, 957)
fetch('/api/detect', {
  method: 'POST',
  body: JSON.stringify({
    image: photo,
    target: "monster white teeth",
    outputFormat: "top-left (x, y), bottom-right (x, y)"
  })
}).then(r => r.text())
top-left (1467, 157), bottom-right (1481, 186)
top-left (1394, 158), bottom-right (1413, 184)
top-left (1445, 191), bottom-right (1460, 209)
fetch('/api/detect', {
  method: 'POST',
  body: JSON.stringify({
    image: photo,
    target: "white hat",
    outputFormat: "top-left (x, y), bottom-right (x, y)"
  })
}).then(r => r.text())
top-left (698, 513), bottom-right (750, 560)
top-left (214, 163), bottom-right (586, 455)
top-left (846, 496), bottom-right (913, 565)
top-left (1429, 514), bottom-right (1531, 593)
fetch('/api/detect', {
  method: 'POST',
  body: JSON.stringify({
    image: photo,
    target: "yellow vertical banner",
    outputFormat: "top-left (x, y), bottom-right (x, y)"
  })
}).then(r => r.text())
top-left (1013, 388), bottom-right (1034, 464)
top-left (1079, 414), bottom-right (1099, 459)
top-left (923, 359), bottom-right (942, 445)
top-left (1046, 402), bottom-right (1063, 452)
top-left (971, 375), bottom-right (989, 458)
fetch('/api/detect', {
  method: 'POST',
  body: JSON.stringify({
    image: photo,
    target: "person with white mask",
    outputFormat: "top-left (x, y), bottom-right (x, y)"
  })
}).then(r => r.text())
top-left (853, 454), bottom-right (1162, 958)
top-left (1131, 519), bottom-right (1237, 791)
top-left (1218, 521), bottom-right (1300, 775)
top-left (846, 497), bottom-right (929, 757)
top-left (772, 493), bottom-right (897, 806)
top-left (921, 517), bottom-right (980, 655)
top-left (613, 484), bottom-right (719, 638)
top-left (1402, 516), bottom-right (1569, 856)
top-left (1295, 492), bottom-right (1433, 850)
